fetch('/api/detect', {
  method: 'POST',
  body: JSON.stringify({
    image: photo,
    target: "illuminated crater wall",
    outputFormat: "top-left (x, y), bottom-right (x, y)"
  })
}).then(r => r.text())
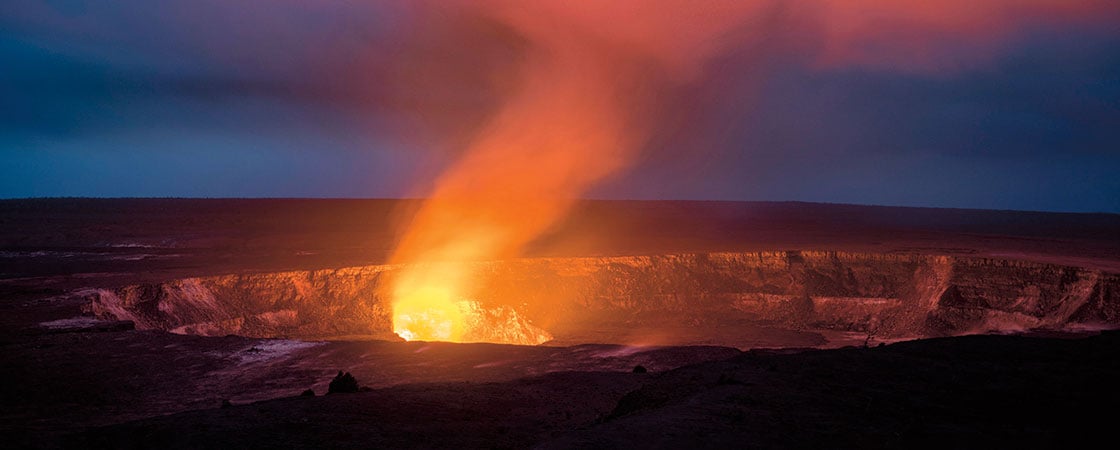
top-left (82, 251), bottom-right (1120, 348)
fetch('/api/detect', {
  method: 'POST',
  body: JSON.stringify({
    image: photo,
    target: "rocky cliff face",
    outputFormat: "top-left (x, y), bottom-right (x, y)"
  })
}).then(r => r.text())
top-left (82, 266), bottom-right (396, 340)
top-left (81, 251), bottom-right (1120, 347)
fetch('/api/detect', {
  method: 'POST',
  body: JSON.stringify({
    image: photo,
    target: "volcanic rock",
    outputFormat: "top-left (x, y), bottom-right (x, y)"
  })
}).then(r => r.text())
top-left (328, 371), bottom-right (360, 394)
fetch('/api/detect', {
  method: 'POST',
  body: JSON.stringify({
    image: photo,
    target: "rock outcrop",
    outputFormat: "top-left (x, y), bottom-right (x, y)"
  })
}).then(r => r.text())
top-left (80, 251), bottom-right (1120, 346)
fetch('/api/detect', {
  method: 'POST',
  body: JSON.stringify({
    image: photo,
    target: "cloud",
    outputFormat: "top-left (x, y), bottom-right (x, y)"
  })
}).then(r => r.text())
top-left (803, 0), bottom-right (1120, 72)
top-left (2, 0), bottom-right (1118, 211)
top-left (4, 0), bottom-right (1117, 142)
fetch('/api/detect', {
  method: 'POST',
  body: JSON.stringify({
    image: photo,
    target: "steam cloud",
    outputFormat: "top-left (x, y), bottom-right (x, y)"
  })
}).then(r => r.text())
top-left (386, 0), bottom-right (1119, 250)
top-left (376, 0), bottom-right (1116, 342)
top-left (384, 0), bottom-right (767, 341)
top-left (390, 0), bottom-right (761, 263)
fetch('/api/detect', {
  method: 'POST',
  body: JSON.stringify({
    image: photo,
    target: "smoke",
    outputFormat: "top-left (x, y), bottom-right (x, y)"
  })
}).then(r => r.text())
top-left (384, 0), bottom-right (764, 341)
top-left (378, 0), bottom-right (1117, 342)
top-left (391, 2), bottom-right (757, 256)
top-left (383, 0), bottom-right (1120, 238)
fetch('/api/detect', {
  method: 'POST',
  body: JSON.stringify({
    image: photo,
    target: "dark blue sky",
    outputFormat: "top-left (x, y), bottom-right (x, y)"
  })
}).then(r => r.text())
top-left (2, 1), bottom-right (1119, 212)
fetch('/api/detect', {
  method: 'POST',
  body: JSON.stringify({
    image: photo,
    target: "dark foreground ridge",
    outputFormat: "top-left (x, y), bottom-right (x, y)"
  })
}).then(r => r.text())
top-left (63, 332), bottom-right (1120, 449)
top-left (3, 199), bottom-right (1119, 449)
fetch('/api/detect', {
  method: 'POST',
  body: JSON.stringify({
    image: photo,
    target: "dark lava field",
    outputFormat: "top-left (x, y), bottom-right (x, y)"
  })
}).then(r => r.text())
top-left (2, 199), bottom-right (1119, 448)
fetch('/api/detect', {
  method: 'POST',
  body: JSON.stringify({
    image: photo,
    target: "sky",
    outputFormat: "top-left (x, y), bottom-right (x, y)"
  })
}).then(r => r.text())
top-left (2, 0), bottom-right (1119, 213)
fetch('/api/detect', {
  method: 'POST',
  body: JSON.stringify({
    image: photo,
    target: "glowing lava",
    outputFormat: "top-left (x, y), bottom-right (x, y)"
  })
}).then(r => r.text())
top-left (389, 261), bottom-right (553, 345)
top-left (390, 263), bottom-right (470, 342)
top-left (391, 285), bottom-right (464, 342)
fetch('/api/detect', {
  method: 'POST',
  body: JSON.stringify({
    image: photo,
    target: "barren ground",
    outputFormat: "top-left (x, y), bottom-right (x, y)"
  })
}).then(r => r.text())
top-left (2, 199), bottom-right (1119, 448)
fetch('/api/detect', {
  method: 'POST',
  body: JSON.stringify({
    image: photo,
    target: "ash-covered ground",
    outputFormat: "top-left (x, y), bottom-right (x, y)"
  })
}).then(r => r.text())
top-left (2, 199), bottom-right (1119, 448)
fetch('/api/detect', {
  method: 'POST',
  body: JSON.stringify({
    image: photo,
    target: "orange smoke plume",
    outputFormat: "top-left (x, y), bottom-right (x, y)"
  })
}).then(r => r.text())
top-left (386, 1), bottom-right (760, 342)
top-left (383, 0), bottom-right (1118, 343)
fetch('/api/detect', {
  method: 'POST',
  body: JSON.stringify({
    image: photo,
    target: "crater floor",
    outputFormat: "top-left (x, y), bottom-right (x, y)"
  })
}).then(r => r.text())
top-left (2, 199), bottom-right (1118, 448)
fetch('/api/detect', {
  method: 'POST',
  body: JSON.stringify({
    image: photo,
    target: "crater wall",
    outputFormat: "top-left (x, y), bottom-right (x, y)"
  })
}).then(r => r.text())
top-left (80, 251), bottom-right (1120, 347)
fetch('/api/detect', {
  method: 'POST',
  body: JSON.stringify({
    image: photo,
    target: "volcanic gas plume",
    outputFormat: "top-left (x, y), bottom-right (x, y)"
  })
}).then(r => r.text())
top-left (385, 1), bottom-right (760, 343)
top-left (383, 0), bottom-right (1119, 343)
